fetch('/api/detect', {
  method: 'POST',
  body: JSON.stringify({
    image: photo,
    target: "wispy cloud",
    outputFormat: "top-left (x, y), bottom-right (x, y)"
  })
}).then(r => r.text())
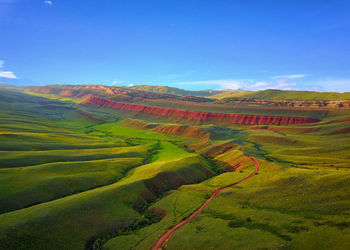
top-left (246, 80), bottom-right (297, 91)
top-left (152, 73), bottom-right (349, 92)
top-left (163, 79), bottom-right (298, 91)
top-left (0, 71), bottom-right (17, 79)
top-left (0, 60), bottom-right (17, 79)
top-left (112, 80), bottom-right (124, 84)
top-left (165, 80), bottom-right (245, 89)
top-left (272, 74), bottom-right (307, 79)
top-left (44, 0), bottom-right (53, 5)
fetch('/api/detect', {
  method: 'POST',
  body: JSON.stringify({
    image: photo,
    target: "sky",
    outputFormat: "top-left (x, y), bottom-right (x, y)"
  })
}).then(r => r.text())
top-left (0, 0), bottom-right (350, 92)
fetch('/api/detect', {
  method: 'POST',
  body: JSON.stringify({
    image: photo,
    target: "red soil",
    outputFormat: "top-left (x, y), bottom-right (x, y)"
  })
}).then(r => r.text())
top-left (224, 162), bottom-right (244, 172)
top-left (141, 98), bottom-right (332, 113)
top-left (122, 119), bottom-right (210, 139)
top-left (153, 126), bottom-right (209, 139)
top-left (59, 90), bottom-right (77, 96)
top-left (250, 126), bottom-right (320, 133)
top-left (216, 98), bottom-right (350, 109)
top-left (82, 95), bottom-right (319, 125)
top-left (204, 144), bottom-right (236, 158)
top-left (151, 146), bottom-right (260, 250)
top-left (122, 119), bottom-right (155, 129)
top-left (337, 119), bottom-right (350, 123)
top-left (328, 128), bottom-right (350, 135)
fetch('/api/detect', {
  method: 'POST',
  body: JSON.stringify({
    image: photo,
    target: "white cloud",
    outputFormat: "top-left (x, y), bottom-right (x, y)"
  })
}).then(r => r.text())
top-left (165, 80), bottom-right (245, 89)
top-left (272, 74), bottom-right (307, 79)
top-left (157, 75), bottom-right (349, 92)
top-left (0, 71), bottom-right (17, 79)
top-left (44, 0), bottom-right (53, 5)
top-left (112, 80), bottom-right (124, 84)
top-left (207, 80), bottom-right (243, 90)
top-left (246, 79), bottom-right (297, 91)
top-left (0, 60), bottom-right (17, 79)
top-left (172, 79), bottom-right (297, 91)
top-left (128, 83), bottom-right (134, 87)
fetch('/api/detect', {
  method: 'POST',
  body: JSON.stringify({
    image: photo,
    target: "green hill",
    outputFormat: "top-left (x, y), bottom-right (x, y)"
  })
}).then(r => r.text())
top-left (129, 85), bottom-right (225, 97)
top-left (209, 89), bottom-right (252, 99)
top-left (129, 86), bottom-right (350, 100)
top-left (216, 89), bottom-right (350, 100)
top-left (0, 84), bottom-right (349, 250)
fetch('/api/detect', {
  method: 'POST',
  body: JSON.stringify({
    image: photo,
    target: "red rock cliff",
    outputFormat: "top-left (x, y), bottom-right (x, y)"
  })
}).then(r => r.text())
top-left (82, 95), bottom-right (319, 125)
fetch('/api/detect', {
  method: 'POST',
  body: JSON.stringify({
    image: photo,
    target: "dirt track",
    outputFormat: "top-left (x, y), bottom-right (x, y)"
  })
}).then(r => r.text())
top-left (151, 146), bottom-right (260, 250)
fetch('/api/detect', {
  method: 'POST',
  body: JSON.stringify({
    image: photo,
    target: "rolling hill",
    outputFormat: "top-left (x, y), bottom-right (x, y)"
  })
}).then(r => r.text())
top-left (129, 84), bottom-right (225, 97)
top-left (212, 89), bottom-right (350, 100)
top-left (0, 84), bottom-right (349, 250)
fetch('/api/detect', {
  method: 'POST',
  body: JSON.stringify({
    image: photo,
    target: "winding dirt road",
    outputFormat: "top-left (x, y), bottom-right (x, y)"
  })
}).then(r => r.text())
top-left (151, 146), bottom-right (260, 250)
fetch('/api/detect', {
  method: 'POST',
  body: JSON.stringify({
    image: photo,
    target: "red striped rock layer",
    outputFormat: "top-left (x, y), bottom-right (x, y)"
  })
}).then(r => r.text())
top-left (153, 125), bottom-right (209, 138)
top-left (82, 95), bottom-right (319, 125)
top-left (122, 119), bottom-right (209, 138)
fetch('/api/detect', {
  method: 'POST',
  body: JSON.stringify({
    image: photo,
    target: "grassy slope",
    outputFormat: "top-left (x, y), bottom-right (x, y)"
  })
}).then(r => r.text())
top-left (0, 141), bottom-right (215, 249)
top-left (104, 115), bottom-right (350, 250)
top-left (1, 86), bottom-right (350, 250)
top-left (105, 149), bottom-right (350, 250)
top-left (209, 90), bottom-right (253, 99)
top-left (104, 146), bottom-right (257, 249)
top-left (166, 160), bottom-right (350, 250)
top-left (129, 85), bottom-right (224, 97)
top-left (163, 117), bottom-right (350, 249)
top-left (0, 88), bottom-right (217, 249)
top-left (92, 122), bottom-right (174, 140)
top-left (245, 118), bottom-right (350, 168)
top-left (0, 146), bottom-right (147, 169)
top-left (0, 157), bottom-right (145, 213)
top-left (214, 89), bottom-right (350, 100)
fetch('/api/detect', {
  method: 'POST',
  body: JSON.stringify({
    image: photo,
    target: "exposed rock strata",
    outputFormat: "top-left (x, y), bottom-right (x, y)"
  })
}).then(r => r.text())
top-left (82, 95), bottom-right (319, 125)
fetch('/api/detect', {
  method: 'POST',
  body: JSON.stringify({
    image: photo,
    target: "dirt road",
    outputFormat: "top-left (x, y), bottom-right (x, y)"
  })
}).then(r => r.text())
top-left (151, 147), bottom-right (260, 250)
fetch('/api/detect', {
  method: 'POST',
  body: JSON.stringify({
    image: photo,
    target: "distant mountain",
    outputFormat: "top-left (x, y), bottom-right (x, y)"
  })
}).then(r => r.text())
top-left (129, 85), bottom-right (226, 97)
top-left (23, 84), bottom-right (213, 103)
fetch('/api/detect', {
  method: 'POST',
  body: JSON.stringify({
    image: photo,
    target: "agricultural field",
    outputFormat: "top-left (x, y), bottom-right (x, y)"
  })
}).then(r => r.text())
top-left (0, 84), bottom-right (349, 249)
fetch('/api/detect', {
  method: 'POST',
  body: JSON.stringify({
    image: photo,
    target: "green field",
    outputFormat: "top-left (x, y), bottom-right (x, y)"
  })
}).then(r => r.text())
top-left (0, 85), bottom-right (349, 249)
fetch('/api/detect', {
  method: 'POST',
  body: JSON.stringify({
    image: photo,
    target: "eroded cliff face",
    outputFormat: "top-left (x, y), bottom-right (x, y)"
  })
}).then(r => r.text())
top-left (82, 95), bottom-right (319, 125)
top-left (122, 119), bottom-right (210, 139)
top-left (216, 98), bottom-right (350, 108)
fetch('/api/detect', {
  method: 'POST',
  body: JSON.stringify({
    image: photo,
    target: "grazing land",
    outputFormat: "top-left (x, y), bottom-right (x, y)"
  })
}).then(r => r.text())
top-left (0, 84), bottom-right (349, 249)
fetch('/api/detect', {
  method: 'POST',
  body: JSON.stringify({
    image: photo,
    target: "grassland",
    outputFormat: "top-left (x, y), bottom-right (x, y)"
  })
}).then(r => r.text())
top-left (211, 89), bottom-right (350, 100)
top-left (0, 87), bottom-right (216, 249)
top-left (0, 85), bottom-right (349, 249)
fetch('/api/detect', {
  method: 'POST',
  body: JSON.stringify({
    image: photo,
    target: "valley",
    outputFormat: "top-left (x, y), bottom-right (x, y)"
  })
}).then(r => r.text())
top-left (0, 84), bottom-right (349, 250)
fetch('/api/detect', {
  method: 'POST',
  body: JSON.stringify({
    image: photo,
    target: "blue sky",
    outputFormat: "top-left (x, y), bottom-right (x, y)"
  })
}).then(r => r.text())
top-left (0, 0), bottom-right (349, 92)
